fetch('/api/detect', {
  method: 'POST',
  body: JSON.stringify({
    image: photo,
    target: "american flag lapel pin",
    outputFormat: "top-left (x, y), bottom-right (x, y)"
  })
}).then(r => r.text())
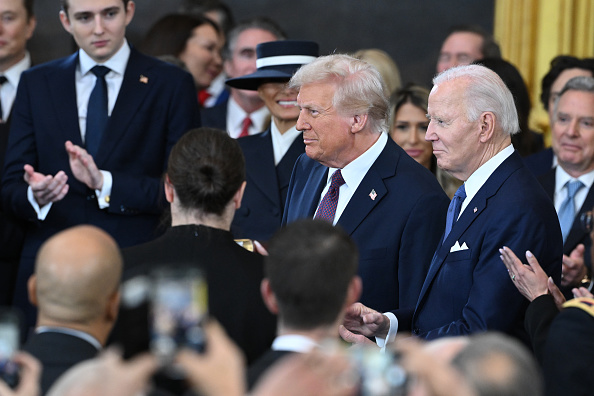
top-left (139, 75), bottom-right (149, 84)
top-left (474, 207), bottom-right (477, 213)
top-left (369, 189), bottom-right (377, 200)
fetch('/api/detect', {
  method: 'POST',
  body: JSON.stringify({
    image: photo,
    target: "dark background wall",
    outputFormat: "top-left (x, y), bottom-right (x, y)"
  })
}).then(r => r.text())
top-left (29, 0), bottom-right (494, 88)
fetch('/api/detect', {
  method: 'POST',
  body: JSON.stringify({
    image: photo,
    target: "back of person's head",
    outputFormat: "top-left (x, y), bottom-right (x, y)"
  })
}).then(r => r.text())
top-left (388, 83), bottom-right (430, 129)
top-left (222, 16), bottom-right (286, 61)
top-left (265, 220), bottom-right (358, 330)
top-left (540, 55), bottom-right (594, 110)
top-left (451, 333), bottom-right (543, 396)
top-left (353, 48), bottom-right (402, 95)
top-left (553, 75), bottom-right (594, 120)
top-left (139, 13), bottom-right (220, 58)
top-left (447, 24), bottom-right (501, 59)
top-left (434, 64), bottom-right (519, 136)
top-left (31, 225), bottom-right (122, 325)
top-left (290, 54), bottom-right (389, 134)
top-left (167, 127), bottom-right (244, 216)
top-left (179, 0), bottom-right (235, 35)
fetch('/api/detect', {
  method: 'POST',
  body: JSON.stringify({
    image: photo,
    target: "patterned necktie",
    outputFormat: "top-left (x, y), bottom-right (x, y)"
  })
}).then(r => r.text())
top-left (86, 65), bottom-right (110, 156)
top-left (238, 116), bottom-right (252, 138)
top-left (0, 75), bottom-right (8, 122)
top-left (558, 179), bottom-right (584, 242)
top-left (444, 183), bottom-right (466, 241)
top-left (315, 170), bottom-right (346, 223)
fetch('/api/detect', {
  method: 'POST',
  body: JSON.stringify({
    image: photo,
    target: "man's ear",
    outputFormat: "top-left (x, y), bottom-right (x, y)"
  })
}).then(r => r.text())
top-left (350, 114), bottom-right (368, 133)
top-left (59, 10), bottom-right (72, 34)
top-left (164, 175), bottom-right (175, 203)
top-left (260, 279), bottom-right (279, 314)
top-left (106, 290), bottom-right (121, 323)
top-left (478, 112), bottom-right (496, 143)
top-left (345, 276), bottom-right (362, 306)
top-left (27, 275), bottom-right (38, 307)
top-left (233, 181), bottom-right (247, 210)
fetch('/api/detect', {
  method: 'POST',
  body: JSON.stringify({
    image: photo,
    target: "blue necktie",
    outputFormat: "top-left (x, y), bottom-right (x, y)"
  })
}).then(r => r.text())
top-left (86, 65), bottom-right (110, 157)
top-left (558, 179), bottom-right (584, 242)
top-left (315, 170), bottom-right (345, 224)
top-left (444, 184), bottom-right (466, 241)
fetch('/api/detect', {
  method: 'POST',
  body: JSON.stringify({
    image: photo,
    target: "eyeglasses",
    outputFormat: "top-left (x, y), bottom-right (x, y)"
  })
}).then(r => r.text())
top-left (580, 211), bottom-right (594, 232)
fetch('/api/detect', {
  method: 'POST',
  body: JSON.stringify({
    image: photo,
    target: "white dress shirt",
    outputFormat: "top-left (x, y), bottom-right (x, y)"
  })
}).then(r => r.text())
top-left (314, 132), bottom-right (388, 225)
top-left (554, 165), bottom-right (594, 215)
top-left (226, 97), bottom-right (269, 138)
top-left (270, 121), bottom-right (301, 165)
top-left (28, 42), bottom-right (131, 219)
top-left (0, 52), bottom-right (30, 120)
top-left (271, 334), bottom-right (318, 353)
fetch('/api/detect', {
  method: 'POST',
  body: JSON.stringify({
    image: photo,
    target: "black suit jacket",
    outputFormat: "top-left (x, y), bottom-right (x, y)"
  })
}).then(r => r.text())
top-left (247, 349), bottom-right (293, 390)
top-left (233, 128), bottom-right (304, 241)
top-left (2, 47), bottom-right (201, 328)
top-left (114, 224), bottom-right (276, 364)
top-left (200, 97), bottom-right (227, 131)
top-left (23, 331), bottom-right (99, 395)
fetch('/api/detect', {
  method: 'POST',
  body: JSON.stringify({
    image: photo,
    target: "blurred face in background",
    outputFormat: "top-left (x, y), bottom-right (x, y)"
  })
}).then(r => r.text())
top-left (179, 23), bottom-right (222, 90)
top-left (258, 81), bottom-right (299, 131)
top-left (391, 102), bottom-right (432, 169)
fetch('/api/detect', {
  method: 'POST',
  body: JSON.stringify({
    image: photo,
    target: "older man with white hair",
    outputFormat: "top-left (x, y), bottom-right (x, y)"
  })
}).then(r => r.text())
top-left (341, 64), bottom-right (562, 345)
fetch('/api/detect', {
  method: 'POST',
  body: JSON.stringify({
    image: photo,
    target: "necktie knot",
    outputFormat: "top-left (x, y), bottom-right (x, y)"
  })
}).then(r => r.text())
top-left (453, 184), bottom-right (466, 201)
top-left (330, 169), bottom-right (345, 189)
top-left (91, 65), bottom-right (110, 79)
top-left (566, 179), bottom-right (584, 199)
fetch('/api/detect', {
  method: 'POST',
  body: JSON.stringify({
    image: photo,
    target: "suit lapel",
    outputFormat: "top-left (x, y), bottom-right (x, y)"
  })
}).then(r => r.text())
top-left (47, 53), bottom-right (83, 146)
top-left (276, 132), bottom-right (305, 190)
top-left (243, 130), bottom-right (281, 207)
top-left (336, 139), bottom-right (396, 235)
top-left (304, 161), bottom-right (328, 217)
top-left (94, 49), bottom-right (154, 165)
top-left (416, 151), bottom-right (523, 307)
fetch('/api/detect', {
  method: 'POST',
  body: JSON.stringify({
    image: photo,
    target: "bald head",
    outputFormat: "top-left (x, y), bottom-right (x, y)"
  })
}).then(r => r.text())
top-left (31, 225), bottom-right (122, 325)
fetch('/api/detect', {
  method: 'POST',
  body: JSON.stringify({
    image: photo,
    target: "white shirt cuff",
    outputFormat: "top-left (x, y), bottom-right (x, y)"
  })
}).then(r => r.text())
top-left (375, 312), bottom-right (398, 352)
top-left (27, 186), bottom-right (52, 220)
top-left (96, 170), bottom-right (112, 209)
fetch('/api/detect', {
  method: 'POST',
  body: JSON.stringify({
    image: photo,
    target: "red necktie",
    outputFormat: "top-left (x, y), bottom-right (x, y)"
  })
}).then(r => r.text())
top-left (238, 116), bottom-right (252, 138)
top-left (198, 90), bottom-right (211, 106)
top-left (315, 170), bottom-right (345, 223)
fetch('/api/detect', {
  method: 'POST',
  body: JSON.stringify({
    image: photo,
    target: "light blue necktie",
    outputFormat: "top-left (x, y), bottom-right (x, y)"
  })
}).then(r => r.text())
top-left (558, 179), bottom-right (584, 242)
top-left (444, 184), bottom-right (466, 242)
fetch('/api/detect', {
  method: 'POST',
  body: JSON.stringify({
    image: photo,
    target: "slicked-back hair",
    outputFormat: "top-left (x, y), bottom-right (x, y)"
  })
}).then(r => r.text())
top-left (23, 0), bottom-right (34, 18)
top-left (433, 64), bottom-right (519, 136)
top-left (61, 0), bottom-right (130, 15)
top-left (540, 55), bottom-right (594, 110)
top-left (290, 54), bottom-right (390, 134)
top-left (222, 16), bottom-right (286, 61)
top-left (139, 14), bottom-right (220, 58)
top-left (167, 128), bottom-right (245, 216)
top-left (265, 220), bottom-right (358, 330)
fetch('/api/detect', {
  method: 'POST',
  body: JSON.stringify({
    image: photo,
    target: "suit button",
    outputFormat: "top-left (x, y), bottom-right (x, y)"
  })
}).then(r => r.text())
top-left (413, 328), bottom-right (420, 335)
top-left (120, 205), bottom-right (126, 213)
top-left (87, 194), bottom-right (95, 200)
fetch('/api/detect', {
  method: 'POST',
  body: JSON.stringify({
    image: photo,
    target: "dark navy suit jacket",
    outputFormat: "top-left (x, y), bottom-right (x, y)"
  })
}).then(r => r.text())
top-left (283, 137), bottom-right (449, 313)
top-left (200, 97), bottom-right (227, 131)
top-left (233, 128), bottom-right (304, 241)
top-left (538, 167), bottom-right (594, 289)
top-left (402, 151), bottom-right (562, 342)
top-left (1, 48), bottom-right (201, 326)
top-left (523, 147), bottom-right (554, 177)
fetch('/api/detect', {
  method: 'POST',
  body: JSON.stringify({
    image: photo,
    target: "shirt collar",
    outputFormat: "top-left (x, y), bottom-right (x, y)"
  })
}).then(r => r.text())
top-left (79, 39), bottom-right (130, 77)
top-left (555, 164), bottom-right (594, 194)
top-left (3, 52), bottom-right (30, 88)
top-left (328, 132), bottom-right (388, 187)
top-left (271, 334), bottom-right (318, 353)
top-left (35, 326), bottom-right (102, 350)
top-left (227, 97), bottom-right (270, 131)
top-left (463, 144), bottom-right (515, 208)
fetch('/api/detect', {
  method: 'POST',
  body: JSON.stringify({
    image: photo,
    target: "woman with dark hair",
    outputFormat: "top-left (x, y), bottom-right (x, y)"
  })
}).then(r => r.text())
top-left (140, 14), bottom-right (223, 91)
top-left (115, 128), bottom-right (276, 366)
top-left (389, 84), bottom-right (461, 198)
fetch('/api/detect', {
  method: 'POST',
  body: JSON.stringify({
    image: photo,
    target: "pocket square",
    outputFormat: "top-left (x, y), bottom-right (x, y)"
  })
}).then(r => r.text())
top-left (450, 241), bottom-right (469, 253)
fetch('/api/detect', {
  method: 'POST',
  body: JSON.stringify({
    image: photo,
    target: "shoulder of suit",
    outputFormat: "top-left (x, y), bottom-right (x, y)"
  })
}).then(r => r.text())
top-left (562, 297), bottom-right (594, 318)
